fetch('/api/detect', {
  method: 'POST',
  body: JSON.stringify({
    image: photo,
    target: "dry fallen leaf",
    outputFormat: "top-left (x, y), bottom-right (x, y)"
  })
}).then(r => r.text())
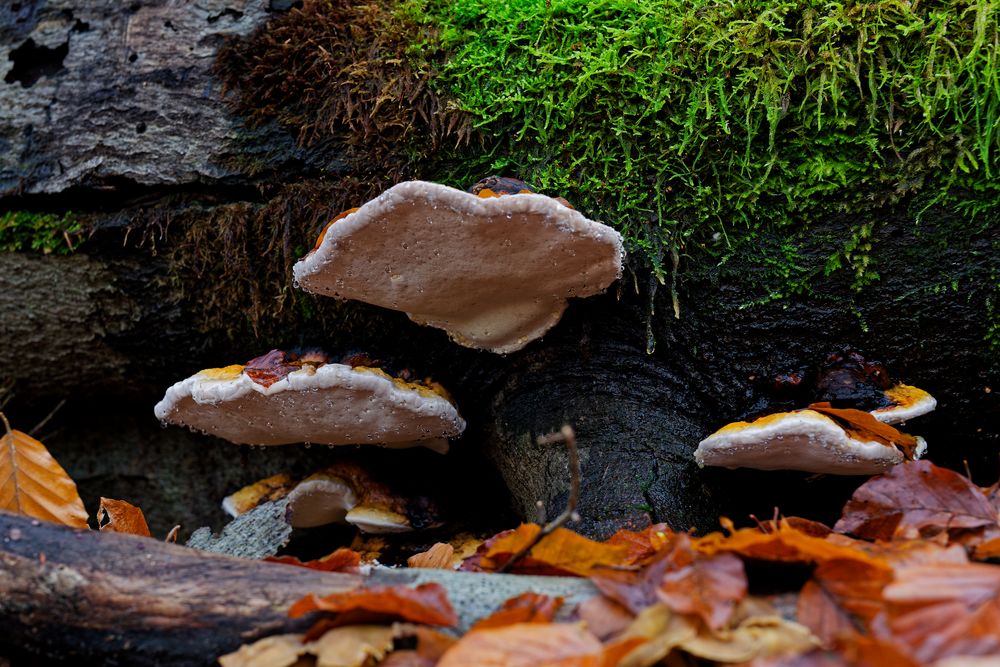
top-left (610, 603), bottom-right (697, 667)
top-left (309, 625), bottom-right (395, 667)
top-left (693, 519), bottom-right (888, 569)
top-left (604, 523), bottom-right (675, 565)
top-left (218, 626), bottom-right (395, 667)
top-left (796, 559), bottom-right (893, 644)
top-left (468, 592), bottom-right (563, 631)
top-left (834, 461), bottom-right (999, 543)
top-left (217, 634), bottom-right (306, 667)
top-left (97, 497), bottom-right (151, 537)
top-left (289, 583), bottom-right (458, 628)
top-left (436, 622), bottom-right (604, 667)
top-left (657, 537), bottom-right (747, 630)
top-left (407, 542), bottom-right (455, 569)
top-left (265, 548), bottom-right (362, 574)
top-left (807, 403), bottom-right (920, 459)
top-left (482, 524), bottom-right (630, 576)
top-left (0, 414), bottom-right (88, 528)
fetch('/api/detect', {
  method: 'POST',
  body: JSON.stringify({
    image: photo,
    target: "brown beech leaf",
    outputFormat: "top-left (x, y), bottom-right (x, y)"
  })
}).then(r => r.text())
top-left (459, 528), bottom-right (514, 572)
top-left (436, 622), bottom-right (604, 667)
top-left (469, 592), bottom-right (563, 631)
top-left (97, 498), bottom-right (151, 536)
top-left (407, 542), bottom-right (455, 569)
top-left (880, 599), bottom-right (1000, 664)
top-left (657, 537), bottom-right (748, 630)
top-left (392, 623), bottom-right (457, 662)
top-left (883, 562), bottom-right (1000, 610)
top-left (265, 547), bottom-right (362, 573)
top-left (590, 538), bottom-right (683, 614)
top-left (796, 559), bottom-right (893, 643)
top-left (612, 603), bottom-right (698, 667)
top-left (0, 421), bottom-right (88, 528)
top-left (807, 403), bottom-right (919, 459)
top-left (576, 596), bottom-right (635, 640)
top-left (832, 636), bottom-right (923, 667)
top-left (288, 583), bottom-right (458, 628)
top-left (972, 535), bottom-right (1000, 561)
top-left (482, 524), bottom-right (629, 576)
top-left (217, 633), bottom-right (305, 667)
top-left (693, 520), bottom-right (887, 569)
top-left (834, 461), bottom-right (998, 542)
top-left (603, 523), bottom-right (675, 565)
top-left (218, 626), bottom-right (396, 667)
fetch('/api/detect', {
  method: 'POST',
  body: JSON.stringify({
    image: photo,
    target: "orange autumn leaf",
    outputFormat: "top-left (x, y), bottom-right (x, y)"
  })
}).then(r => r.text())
top-left (288, 582), bottom-right (458, 627)
top-left (972, 535), bottom-right (1000, 561)
top-left (693, 519), bottom-right (888, 569)
top-left (832, 636), bottom-right (923, 667)
top-left (0, 415), bottom-right (88, 528)
top-left (881, 599), bottom-right (1000, 663)
top-left (482, 524), bottom-right (630, 576)
top-left (590, 533), bottom-right (747, 629)
top-left (658, 544), bottom-right (747, 630)
top-left (97, 498), bottom-right (151, 537)
top-left (437, 622), bottom-right (604, 667)
top-left (796, 559), bottom-right (893, 643)
top-left (807, 403), bottom-right (919, 459)
top-left (834, 460), bottom-right (999, 543)
top-left (265, 547), bottom-right (362, 573)
top-left (604, 523), bottom-right (675, 565)
top-left (408, 542), bottom-right (455, 569)
top-left (469, 592), bottom-right (563, 631)
top-left (576, 596), bottom-right (635, 640)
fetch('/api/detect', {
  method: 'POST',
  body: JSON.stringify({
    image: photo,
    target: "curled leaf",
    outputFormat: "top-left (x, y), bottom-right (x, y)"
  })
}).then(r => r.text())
top-left (97, 498), bottom-right (151, 537)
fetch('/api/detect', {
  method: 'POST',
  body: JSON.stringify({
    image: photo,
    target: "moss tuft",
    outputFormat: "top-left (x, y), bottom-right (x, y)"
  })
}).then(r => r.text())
top-left (0, 211), bottom-right (82, 254)
top-left (215, 0), bottom-right (474, 183)
top-left (138, 180), bottom-right (380, 340)
top-left (417, 0), bottom-right (999, 287)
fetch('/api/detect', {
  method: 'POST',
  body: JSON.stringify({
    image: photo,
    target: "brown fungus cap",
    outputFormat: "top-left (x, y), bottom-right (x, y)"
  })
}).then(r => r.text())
top-left (293, 180), bottom-right (624, 353)
top-left (153, 350), bottom-right (465, 449)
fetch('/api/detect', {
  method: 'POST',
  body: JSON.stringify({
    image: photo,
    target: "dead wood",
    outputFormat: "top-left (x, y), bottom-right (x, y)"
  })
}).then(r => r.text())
top-left (0, 511), bottom-right (596, 667)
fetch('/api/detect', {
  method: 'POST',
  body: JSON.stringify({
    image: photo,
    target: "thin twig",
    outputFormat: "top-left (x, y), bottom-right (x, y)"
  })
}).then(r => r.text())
top-left (499, 425), bottom-right (580, 573)
top-left (29, 399), bottom-right (66, 438)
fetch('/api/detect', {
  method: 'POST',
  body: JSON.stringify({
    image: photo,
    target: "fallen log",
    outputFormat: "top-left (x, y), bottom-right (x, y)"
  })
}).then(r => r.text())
top-left (0, 511), bottom-right (596, 667)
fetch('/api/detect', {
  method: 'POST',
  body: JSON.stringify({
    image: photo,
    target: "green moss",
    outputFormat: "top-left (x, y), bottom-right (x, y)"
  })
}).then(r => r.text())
top-left (0, 211), bottom-right (82, 254)
top-left (412, 0), bottom-right (999, 288)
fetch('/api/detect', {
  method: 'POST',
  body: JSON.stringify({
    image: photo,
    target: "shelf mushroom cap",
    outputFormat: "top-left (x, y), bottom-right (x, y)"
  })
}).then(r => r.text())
top-left (695, 408), bottom-right (927, 475)
top-left (293, 180), bottom-right (625, 353)
top-left (153, 361), bottom-right (465, 447)
top-left (282, 464), bottom-right (438, 533)
top-left (870, 384), bottom-right (937, 424)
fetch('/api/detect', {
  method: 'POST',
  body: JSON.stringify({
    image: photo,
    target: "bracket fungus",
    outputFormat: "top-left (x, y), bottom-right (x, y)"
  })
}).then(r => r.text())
top-left (293, 179), bottom-right (624, 353)
top-left (870, 384), bottom-right (937, 424)
top-left (695, 404), bottom-right (927, 475)
top-left (224, 463), bottom-right (441, 534)
top-left (154, 349), bottom-right (465, 450)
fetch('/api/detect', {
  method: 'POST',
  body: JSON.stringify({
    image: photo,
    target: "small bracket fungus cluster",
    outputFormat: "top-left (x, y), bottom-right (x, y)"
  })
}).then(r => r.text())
top-left (154, 349), bottom-right (464, 450)
top-left (293, 179), bottom-right (624, 353)
top-left (223, 464), bottom-right (440, 534)
top-left (696, 353), bottom-right (937, 475)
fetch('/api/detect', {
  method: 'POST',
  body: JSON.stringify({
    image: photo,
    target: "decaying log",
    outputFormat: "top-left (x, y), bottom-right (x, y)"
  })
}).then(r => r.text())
top-left (0, 511), bottom-right (596, 667)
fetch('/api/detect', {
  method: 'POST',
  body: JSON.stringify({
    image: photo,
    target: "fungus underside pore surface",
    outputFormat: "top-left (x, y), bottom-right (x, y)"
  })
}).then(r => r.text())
top-left (205, 0), bottom-right (1000, 350)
